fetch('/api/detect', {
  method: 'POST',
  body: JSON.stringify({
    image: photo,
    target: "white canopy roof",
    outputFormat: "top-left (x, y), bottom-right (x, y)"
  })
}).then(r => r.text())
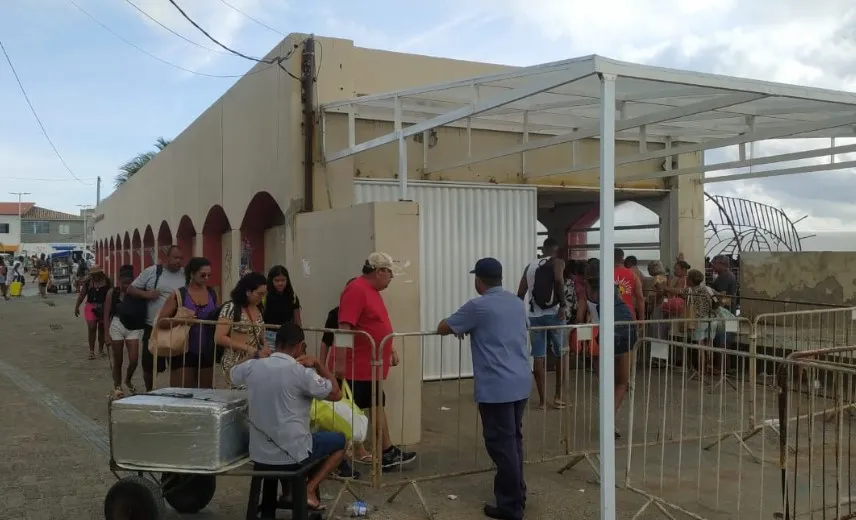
top-left (321, 55), bottom-right (856, 184)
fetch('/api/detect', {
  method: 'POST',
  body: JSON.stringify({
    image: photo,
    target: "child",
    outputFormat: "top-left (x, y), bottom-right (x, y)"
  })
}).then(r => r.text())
top-left (37, 264), bottom-right (51, 298)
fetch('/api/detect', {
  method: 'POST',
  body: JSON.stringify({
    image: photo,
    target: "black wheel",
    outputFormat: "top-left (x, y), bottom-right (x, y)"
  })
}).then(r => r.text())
top-left (104, 475), bottom-right (165, 520)
top-left (161, 473), bottom-right (216, 514)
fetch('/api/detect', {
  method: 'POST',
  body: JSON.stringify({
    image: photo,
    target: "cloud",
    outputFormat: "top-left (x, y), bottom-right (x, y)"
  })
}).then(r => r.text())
top-left (489, 0), bottom-right (856, 232)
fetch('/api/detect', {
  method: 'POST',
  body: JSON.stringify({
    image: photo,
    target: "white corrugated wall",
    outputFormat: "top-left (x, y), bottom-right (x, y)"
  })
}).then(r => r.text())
top-left (354, 179), bottom-right (538, 380)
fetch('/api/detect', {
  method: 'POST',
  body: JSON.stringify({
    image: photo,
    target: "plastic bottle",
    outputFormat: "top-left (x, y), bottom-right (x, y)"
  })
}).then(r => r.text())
top-left (346, 500), bottom-right (368, 517)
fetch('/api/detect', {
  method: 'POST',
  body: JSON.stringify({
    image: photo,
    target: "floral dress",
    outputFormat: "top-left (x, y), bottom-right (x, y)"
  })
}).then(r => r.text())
top-left (219, 301), bottom-right (265, 388)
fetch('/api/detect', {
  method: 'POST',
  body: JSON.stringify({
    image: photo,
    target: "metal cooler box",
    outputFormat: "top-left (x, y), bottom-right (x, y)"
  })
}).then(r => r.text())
top-left (110, 388), bottom-right (250, 472)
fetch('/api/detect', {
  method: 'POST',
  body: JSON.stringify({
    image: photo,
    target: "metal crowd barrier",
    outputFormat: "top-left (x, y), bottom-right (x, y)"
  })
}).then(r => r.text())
top-left (130, 306), bottom-right (856, 519)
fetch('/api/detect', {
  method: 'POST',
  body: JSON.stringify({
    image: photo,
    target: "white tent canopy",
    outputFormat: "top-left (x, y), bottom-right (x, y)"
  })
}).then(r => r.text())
top-left (322, 55), bottom-right (856, 186)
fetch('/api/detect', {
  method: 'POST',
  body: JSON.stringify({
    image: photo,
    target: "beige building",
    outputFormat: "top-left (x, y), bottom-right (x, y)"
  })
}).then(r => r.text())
top-left (94, 34), bottom-right (856, 444)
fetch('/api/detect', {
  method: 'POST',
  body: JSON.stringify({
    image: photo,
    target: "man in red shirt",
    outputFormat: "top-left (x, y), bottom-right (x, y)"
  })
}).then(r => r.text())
top-left (337, 252), bottom-right (416, 470)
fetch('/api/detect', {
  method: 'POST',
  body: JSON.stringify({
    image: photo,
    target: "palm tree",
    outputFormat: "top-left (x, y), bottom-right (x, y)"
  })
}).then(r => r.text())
top-left (115, 137), bottom-right (171, 187)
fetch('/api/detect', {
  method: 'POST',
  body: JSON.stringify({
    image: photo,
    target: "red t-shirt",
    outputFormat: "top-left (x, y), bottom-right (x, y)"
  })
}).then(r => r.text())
top-left (613, 266), bottom-right (637, 319)
top-left (337, 277), bottom-right (394, 381)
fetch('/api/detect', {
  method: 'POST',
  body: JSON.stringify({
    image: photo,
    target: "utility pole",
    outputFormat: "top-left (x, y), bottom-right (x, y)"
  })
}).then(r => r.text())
top-left (96, 176), bottom-right (101, 206)
top-left (76, 204), bottom-right (93, 250)
top-left (8, 191), bottom-right (31, 256)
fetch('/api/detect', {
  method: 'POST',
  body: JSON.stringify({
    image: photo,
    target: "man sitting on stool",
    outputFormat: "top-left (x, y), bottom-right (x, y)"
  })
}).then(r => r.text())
top-left (231, 323), bottom-right (345, 515)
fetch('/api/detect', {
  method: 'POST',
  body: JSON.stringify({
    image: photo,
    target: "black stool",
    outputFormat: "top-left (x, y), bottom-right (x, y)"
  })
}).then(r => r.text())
top-left (245, 458), bottom-right (324, 520)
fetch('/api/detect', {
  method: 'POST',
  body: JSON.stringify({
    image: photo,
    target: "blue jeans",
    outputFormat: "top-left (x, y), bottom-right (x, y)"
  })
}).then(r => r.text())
top-left (528, 313), bottom-right (568, 358)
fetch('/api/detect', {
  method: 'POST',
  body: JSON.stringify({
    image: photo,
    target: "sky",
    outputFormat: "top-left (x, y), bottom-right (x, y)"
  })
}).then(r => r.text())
top-left (1, 0), bottom-right (855, 239)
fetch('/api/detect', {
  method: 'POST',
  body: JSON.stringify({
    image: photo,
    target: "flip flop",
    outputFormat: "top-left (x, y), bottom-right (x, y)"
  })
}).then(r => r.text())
top-left (355, 454), bottom-right (374, 464)
top-left (88, 352), bottom-right (96, 360)
top-left (307, 502), bottom-right (327, 511)
top-left (551, 400), bottom-right (568, 410)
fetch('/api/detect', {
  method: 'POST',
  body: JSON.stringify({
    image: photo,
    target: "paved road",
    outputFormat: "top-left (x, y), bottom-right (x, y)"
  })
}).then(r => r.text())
top-left (0, 293), bottom-right (655, 520)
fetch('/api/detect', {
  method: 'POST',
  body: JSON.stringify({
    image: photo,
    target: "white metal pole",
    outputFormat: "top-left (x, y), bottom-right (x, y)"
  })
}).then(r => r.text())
top-left (394, 95), bottom-right (408, 200)
top-left (597, 72), bottom-right (617, 520)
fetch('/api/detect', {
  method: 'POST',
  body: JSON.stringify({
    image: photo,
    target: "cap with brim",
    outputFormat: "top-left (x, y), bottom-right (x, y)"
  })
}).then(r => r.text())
top-left (470, 257), bottom-right (503, 279)
top-left (365, 252), bottom-right (403, 275)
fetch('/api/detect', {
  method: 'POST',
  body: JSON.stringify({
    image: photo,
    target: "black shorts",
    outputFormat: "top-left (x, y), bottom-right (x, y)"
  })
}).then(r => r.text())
top-left (342, 379), bottom-right (386, 409)
top-left (170, 349), bottom-right (216, 370)
top-left (141, 326), bottom-right (167, 374)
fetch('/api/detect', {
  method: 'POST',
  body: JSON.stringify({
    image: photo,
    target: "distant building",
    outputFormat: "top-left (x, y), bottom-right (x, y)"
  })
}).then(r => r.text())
top-left (0, 201), bottom-right (35, 256)
top-left (19, 206), bottom-right (88, 258)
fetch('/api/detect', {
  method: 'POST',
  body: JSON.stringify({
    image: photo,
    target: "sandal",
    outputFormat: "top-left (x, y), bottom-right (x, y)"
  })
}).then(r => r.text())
top-left (125, 383), bottom-right (137, 395)
top-left (88, 351), bottom-right (96, 360)
top-left (355, 454), bottom-right (374, 465)
top-left (110, 387), bottom-right (124, 400)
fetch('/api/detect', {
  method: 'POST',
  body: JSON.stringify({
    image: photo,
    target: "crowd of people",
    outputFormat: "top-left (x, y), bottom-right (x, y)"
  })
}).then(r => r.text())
top-left (56, 239), bottom-right (738, 518)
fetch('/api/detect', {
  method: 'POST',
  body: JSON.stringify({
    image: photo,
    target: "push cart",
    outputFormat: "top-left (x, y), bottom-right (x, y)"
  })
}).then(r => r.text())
top-left (103, 389), bottom-right (329, 520)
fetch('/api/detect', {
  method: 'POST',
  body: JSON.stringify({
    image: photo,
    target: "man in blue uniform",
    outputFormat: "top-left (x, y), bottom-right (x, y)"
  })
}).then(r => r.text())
top-left (437, 258), bottom-right (531, 520)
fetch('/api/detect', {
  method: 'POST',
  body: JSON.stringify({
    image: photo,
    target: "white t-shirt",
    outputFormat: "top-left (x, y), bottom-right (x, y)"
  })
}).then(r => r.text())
top-left (525, 258), bottom-right (559, 318)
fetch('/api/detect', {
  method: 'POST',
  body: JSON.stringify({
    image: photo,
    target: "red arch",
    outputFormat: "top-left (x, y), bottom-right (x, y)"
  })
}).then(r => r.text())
top-left (96, 240), bottom-right (102, 267)
top-left (566, 208), bottom-right (600, 260)
top-left (176, 215), bottom-right (196, 263)
top-left (202, 205), bottom-right (231, 299)
top-left (131, 229), bottom-right (142, 275)
top-left (157, 221), bottom-right (172, 264)
top-left (143, 225), bottom-right (155, 268)
top-left (107, 237), bottom-right (115, 279)
top-left (114, 234), bottom-right (122, 281)
top-left (122, 232), bottom-right (131, 270)
top-left (240, 192), bottom-right (285, 275)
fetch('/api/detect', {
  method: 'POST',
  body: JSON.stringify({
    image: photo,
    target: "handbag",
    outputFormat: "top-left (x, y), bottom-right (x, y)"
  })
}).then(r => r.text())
top-left (310, 380), bottom-right (369, 442)
top-left (151, 290), bottom-right (195, 356)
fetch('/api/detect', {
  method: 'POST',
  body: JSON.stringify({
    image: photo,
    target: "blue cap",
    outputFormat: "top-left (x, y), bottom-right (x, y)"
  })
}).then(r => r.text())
top-left (470, 257), bottom-right (503, 279)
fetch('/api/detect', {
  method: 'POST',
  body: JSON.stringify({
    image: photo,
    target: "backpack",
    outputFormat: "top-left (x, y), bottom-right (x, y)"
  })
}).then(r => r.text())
top-left (530, 258), bottom-right (558, 310)
top-left (118, 265), bottom-right (163, 331)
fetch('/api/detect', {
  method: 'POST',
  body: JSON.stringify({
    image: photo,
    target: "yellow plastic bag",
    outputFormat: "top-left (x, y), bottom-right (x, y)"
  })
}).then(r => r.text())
top-left (9, 281), bottom-right (22, 297)
top-left (310, 380), bottom-right (368, 442)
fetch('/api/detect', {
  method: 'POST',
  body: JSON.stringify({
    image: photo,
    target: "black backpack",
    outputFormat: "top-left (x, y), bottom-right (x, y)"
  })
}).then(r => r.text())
top-left (530, 258), bottom-right (558, 310)
top-left (118, 265), bottom-right (162, 331)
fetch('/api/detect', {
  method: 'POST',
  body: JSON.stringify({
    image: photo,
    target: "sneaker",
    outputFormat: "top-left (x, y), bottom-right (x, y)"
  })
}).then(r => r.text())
top-left (381, 446), bottom-right (416, 470)
top-left (336, 460), bottom-right (361, 479)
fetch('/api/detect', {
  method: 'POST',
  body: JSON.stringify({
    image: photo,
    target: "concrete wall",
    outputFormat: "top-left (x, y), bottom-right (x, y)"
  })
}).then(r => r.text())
top-left (294, 201), bottom-right (421, 445)
top-left (739, 251), bottom-right (856, 316)
top-left (21, 219), bottom-right (85, 245)
top-left (0, 215), bottom-right (20, 252)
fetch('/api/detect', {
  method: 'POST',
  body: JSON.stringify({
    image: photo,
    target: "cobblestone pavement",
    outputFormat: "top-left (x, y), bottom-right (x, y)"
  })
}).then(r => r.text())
top-left (0, 293), bottom-right (662, 520)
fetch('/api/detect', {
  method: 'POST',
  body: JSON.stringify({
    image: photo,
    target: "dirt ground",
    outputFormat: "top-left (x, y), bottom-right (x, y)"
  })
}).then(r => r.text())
top-left (0, 291), bottom-right (850, 519)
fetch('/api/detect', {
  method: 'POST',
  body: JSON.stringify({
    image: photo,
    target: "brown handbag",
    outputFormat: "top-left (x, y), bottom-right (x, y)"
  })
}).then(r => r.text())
top-left (151, 290), bottom-right (195, 356)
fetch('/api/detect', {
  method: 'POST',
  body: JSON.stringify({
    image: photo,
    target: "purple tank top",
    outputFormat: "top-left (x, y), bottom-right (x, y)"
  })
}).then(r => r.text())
top-left (183, 288), bottom-right (216, 354)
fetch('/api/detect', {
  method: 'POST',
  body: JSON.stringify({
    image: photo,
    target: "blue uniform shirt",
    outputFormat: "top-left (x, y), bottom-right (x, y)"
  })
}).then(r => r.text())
top-left (445, 287), bottom-right (532, 404)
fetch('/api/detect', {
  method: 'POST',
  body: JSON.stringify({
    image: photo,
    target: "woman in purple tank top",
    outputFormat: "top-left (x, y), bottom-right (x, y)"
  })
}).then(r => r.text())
top-left (156, 257), bottom-right (219, 388)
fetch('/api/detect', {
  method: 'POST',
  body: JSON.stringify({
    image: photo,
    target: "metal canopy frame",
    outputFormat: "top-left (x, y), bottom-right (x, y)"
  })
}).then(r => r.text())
top-left (319, 54), bottom-right (856, 520)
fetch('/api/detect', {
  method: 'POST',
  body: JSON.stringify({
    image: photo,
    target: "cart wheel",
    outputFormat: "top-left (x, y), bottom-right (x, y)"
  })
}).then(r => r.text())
top-left (162, 473), bottom-right (216, 514)
top-left (104, 475), bottom-right (165, 520)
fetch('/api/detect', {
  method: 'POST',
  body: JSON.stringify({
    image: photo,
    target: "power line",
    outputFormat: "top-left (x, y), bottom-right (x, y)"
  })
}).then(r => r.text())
top-left (0, 176), bottom-right (99, 182)
top-left (215, 0), bottom-right (284, 36)
top-left (0, 41), bottom-right (91, 187)
top-left (67, 0), bottom-right (257, 79)
top-left (122, 0), bottom-right (234, 56)
top-left (166, 0), bottom-right (270, 63)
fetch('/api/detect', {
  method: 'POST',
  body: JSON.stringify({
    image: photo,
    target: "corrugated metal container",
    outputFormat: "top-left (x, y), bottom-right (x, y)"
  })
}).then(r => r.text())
top-left (354, 179), bottom-right (537, 380)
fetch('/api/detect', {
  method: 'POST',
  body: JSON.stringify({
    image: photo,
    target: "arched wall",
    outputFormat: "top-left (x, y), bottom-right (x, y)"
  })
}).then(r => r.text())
top-left (143, 226), bottom-right (155, 268)
top-left (131, 230), bottom-right (142, 275)
top-left (240, 192), bottom-right (285, 275)
top-left (202, 205), bottom-right (231, 299)
top-left (176, 215), bottom-right (196, 262)
top-left (157, 221), bottom-right (172, 264)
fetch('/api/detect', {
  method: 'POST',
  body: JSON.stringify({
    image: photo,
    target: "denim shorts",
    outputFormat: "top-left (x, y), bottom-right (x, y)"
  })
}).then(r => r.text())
top-left (529, 312), bottom-right (568, 358)
top-left (307, 431), bottom-right (347, 463)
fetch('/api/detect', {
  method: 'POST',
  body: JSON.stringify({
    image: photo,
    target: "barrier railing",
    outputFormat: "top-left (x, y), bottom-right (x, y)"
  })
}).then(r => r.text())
top-left (137, 318), bottom-right (379, 511)
top-left (624, 340), bottom-right (856, 519)
top-left (123, 307), bottom-right (856, 519)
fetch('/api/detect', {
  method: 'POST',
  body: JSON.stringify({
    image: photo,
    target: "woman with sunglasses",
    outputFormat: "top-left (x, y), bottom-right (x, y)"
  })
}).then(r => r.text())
top-left (157, 257), bottom-right (219, 388)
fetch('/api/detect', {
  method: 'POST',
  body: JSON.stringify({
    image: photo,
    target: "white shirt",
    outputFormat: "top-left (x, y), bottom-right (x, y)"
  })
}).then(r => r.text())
top-left (525, 258), bottom-right (559, 318)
